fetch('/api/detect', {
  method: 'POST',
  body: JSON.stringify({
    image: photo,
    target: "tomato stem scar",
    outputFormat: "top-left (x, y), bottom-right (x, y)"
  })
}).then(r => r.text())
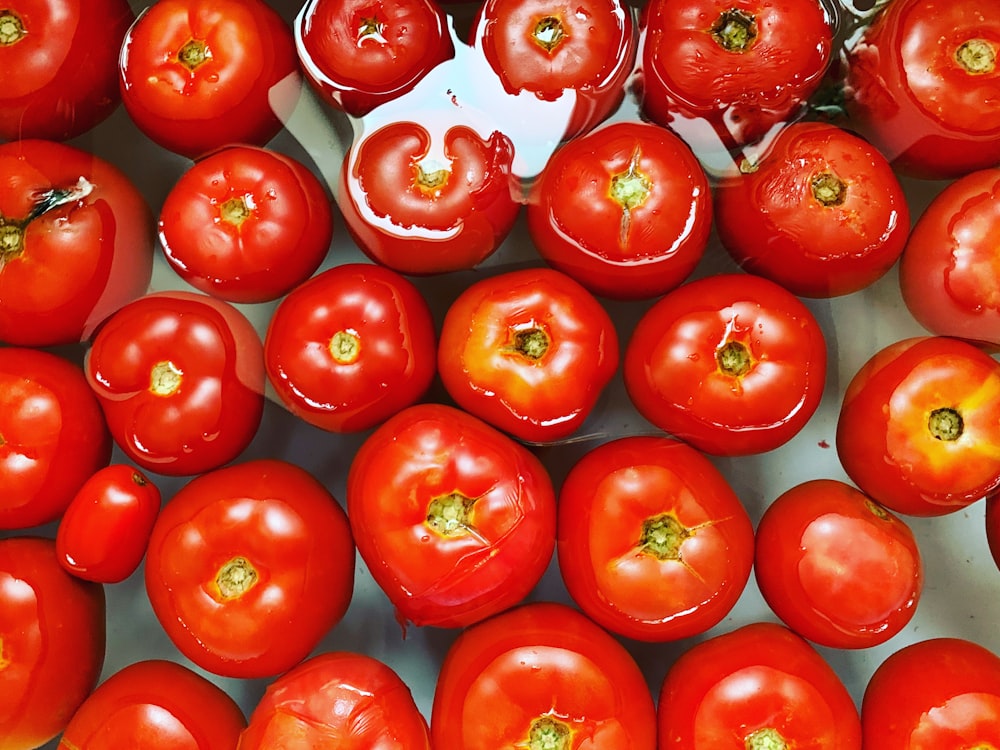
top-left (745, 727), bottom-right (789, 750)
top-left (711, 9), bottom-right (757, 53)
top-left (0, 11), bottom-right (26, 45)
top-left (533, 16), bottom-right (566, 53)
top-left (131, 471), bottom-right (148, 487)
top-left (215, 556), bottom-right (259, 600)
top-left (178, 39), bottom-right (210, 71)
top-left (811, 172), bottom-right (847, 207)
top-left (640, 513), bottom-right (691, 560)
top-left (528, 716), bottom-right (571, 750)
top-left (426, 492), bottom-right (476, 536)
top-left (865, 499), bottom-right (891, 521)
top-left (415, 162), bottom-right (450, 195)
top-left (150, 360), bottom-right (183, 396)
top-left (357, 16), bottom-right (388, 45)
top-left (0, 223), bottom-right (23, 261)
top-left (716, 340), bottom-right (752, 378)
top-left (511, 327), bottom-right (550, 360)
top-left (220, 196), bottom-right (252, 227)
top-left (956, 39), bottom-right (996, 75)
top-left (329, 330), bottom-right (361, 364)
top-left (928, 407), bottom-right (964, 441)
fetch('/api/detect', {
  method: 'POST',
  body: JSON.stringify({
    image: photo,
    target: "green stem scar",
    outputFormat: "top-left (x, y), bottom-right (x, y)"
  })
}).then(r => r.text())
top-left (178, 39), bottom-right (210, 71)
top-left (358, 16), bottom-right (388, 45)
top-left (0, 11), bottom-right (26, 45)
top-left (811, 172), bottom-right (847, 207)
top-left (426, 493), bottom-right (476, 536)
top-left (220, 196), bottom-right (252, 227)
top-left (956, 38), bottom-right (996, 75)
top-left (717, 340), bottom-right (752, 378)
top-left (150, 360), bottom-right (183, 396)
top-left (610, 147), bottom-right (652, 246)
top-left (215, 556), bottom-right (258, 600)
top-left (329, 330), bottom-right (361, 364)
top-left (533, 16), bottom-right (566, 53)
top-left (528, 717), bottom-right (571, 750)
top-left (928, 407), bottom-right (964, 441)
top-left (511, 327), bottom-right (550, 360)
top-left (640, 513), bottom-right (690, 560)
top-left (745, 727), bottom-right (788, 750)
top-left (712, 9), bottom-right (758, 53)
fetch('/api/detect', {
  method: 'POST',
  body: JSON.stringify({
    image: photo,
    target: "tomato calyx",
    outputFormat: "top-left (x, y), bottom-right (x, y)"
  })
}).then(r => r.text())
top-left (928, 406), bottom-right (964, 442)
top-left (528, 716), bottom-right (571, 750)
top-left (414, 158), bottom-right (451, 196)
top-left (1, 177), bottom-right (96, 263)
top-left (0, 10), bottom-right (25, 46)
top-left (215, 556), bottom-right (259, 600)
top-left (716, 340), bottom-right (753, 378)
top-left (711, 9), bottom-right (757, 54)
top-left (639, 513), bottom-right (690, 560)
top-left (811, 172), bottom-right (847, 207)
top-left (426, 492), bottom-right (477, 536)
top-left (357, 15), bottom-right (388, 46)
top-left (329, 330), bottom-right (361, 364)
top-left (219, 196), bottom-right (253, 228)
top-left (177, 39), bottom-right (211, 72)
top-left (745, 727), bottom-right (789, 750)
top-left (149, 360), bottom-right (184, 397)
top-left (956, 38), bottom-right (997, 76)
top-left (507, 325), bottom-right (551, 360)
top-left (610, 147), bottom-right (652, 245)
top-left (532, 16), bottom-right (567, 54)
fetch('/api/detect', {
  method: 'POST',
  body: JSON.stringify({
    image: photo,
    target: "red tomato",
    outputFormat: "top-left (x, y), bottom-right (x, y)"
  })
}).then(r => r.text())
top-left (715, 121), bottom-right (911, 298)
top-left (56, 464), bottom-right (162, 583)
top-left (85, 290), bottom-right (266, 477)
top-left (0, 536), bottom-right (106, 750)
top-left (862, 638), bottom-right (1000, 748)
top-left (158, 144), bottom-right (333, 304)
top-left (0, 347), bottom-right (111, 529)
top-left (557, 436), bottom-right (754, 642)
top-left (346, 403), bottom-right (556, 629)
top-left (265, 262), bottom-right (437, 433)
top-left (118, 0), bottom-right (301, 159)
top-left (0, 139), bottom-right (154, 347)
top-left (658, 621), bottom-right (862, 749)
top-left (338, 120), bottom-right (520, 275)
top-left (845, 0), bottom-right (1000, 179)
top-left (437, 267), bottom-right (619, 443)
top-left (754, 479), bottom-right (923, 649)
top-left (0, 0), bottom-right (134, 141)
top-left (295, 0), bottom-right (454, 117)
top-left (623, 272), bottom-right (828, 456)
top-left (238, 651), bottom-right (431, 749)
top-left (836, 336), bottom-right (1000, 516)
top-left (431, 601), bottom-right (657, 749)
top-left (988, 492), bottom-right (1000, 573)
top-left (144, 458), bottom-right (355, 679)
top-left (526, 121), bottom-right (713, 300)
top-left (899, 168), bottom-right (1000, 346)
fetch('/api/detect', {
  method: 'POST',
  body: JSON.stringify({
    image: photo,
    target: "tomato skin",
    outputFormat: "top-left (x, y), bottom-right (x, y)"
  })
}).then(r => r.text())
top-left (658, 621), bottom-right (862, 749)
top-left (526, 121), bottom-right (713, 300)
top-left (431, 601), bottom-right (657, 750)
top-left (557, 436), bottom-right (754, 642)
top-left (347, 403), bottom-right (556, 629)
top-left (144, 458), bottom-right (355, 679)
top-left (0, 536), bottom-right (106, 750)
top-left (265, 263), bottom-right (437, 433)
top-left (836, 336), bottom-right (1000, 517)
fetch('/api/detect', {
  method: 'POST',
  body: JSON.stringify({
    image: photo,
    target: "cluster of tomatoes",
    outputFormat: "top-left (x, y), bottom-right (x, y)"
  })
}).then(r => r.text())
top-left (3, 0), bottom-right (1000, 747)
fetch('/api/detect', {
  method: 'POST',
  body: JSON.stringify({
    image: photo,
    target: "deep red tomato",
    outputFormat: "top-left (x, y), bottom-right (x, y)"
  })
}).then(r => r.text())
top-left (238, 651), bottom-right (431, 749)
top-left (265, 262), bottom-right (437, 433)
top-left (526, 120), bottom-right (713, 300)
top-left (56, 464), bottom-right (161, 584)
top-left (431, 601), bottom-right (657, 749)
top-left (0, 536), bottom-right (106, 750)
top-left (623, 272), bottom-right (828, 456)
top-left (557, 436), bottom-right (754, 642)
top-left (988, 492), bottom-right (1000, 573)
top-left (144, 458), bottom-right (355, 679)
top-left (158, 144), bottom-right (333, 304)
top-left (85, 290), bottom-right (266, 477)
top-left (899, 168), bottom-right (1000, 346)
top-left (118, 0), bottom-right (301, 159)
top-left (437, 267), bottom-right (619, 444)
top-left (845, 0), bottom-right (1000, 179)
top-left (0, 139), bottom-right (154, 347)
top-left (715, 121), bottom-right (911, 298)
top-left (0, 0), bottom-right (134, 141)
top-left (295, 0), bottom-right (454, 117)
top-left (862, 638), bottom-right (1000, 748)
top-left (658, 621), bottom-right (862, 749)
top-left (0, 347), bottom-right (111, 530)
top-left (346, 403), bottom-right (556, 629)
top-left (836, 336), bottom-right (1000, 517)
top-left (754, 479), bottom-right (923, 649)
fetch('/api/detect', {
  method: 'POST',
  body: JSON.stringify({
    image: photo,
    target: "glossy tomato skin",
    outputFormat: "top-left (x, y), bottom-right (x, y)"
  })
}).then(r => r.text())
top-left (265, 263), bottom-right (437, 433)
top-left (431, 601), bottom-right (657, 749)
top-left (836, 336), bottom-right (1000, 516)
top-left (437, 267), bottom-right (619, 443)
top-left (144, 458), bottom-right (355, 679)
top-left (0, 536), bottom-right (106, 750)
top-left (715, 121), bottom-right (911, 298)
top-left (658, 621), bottom-right (861, 749)
top-left (526, 121), bottom-right (713, 300)
top-left (0, 347), bottom-right (112, 529)
top-left (754, 479), bottom-right (923, 649)
top-left (0, 139), bottom-right (154, 347)
top-left (623, 272), bottom-right (827, 456)
top-left (557, 436), bottom-right (754, 642)
top-left (85, 290), bottom-right (265, 477)
top-left (118, 0), bottom-right (301, 159)
top-left (158, 144), bottom-right (333, 303)
top-left (347, 403), bottom-right (556, 629)
top-left (238, 651), bottom-right (431, 749)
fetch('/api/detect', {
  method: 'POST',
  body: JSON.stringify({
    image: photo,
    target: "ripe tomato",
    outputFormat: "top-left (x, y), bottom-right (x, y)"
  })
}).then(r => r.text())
top-left (836, 336), bottom-right (1000, 516)
top-left (988, 492), bottom-right (1000, 573)
top-left (85, 290), bottom-right (266, 477)
top-left (658, 622), bottom-right (862, 749)
top-left (754, 479), bottom-right (923, 649)
top-left (56, 464), bottom-right (162, 584)
top-left (0, 536), bottom-right (106, 750)
top-left (431, 601), bottom-right (657, 749)
top-left (557, 436), bottom-right (754, 642)
top-left (238, 651), bottom-right (431, 749)
top-left (0, 139), bottom-right (154, 347)
top-left (437, 267), bottom-right (619, 444)
top-left (0, 0), bottom-right (134, 141)
top-left (118, 0), bottom-right (301, 159)
top-left (158, 144), bottom-right (333, 304)
top-left (144, 458), bottom-right (355, 679)
top-left (0, 347), bottom-right (111, 530)
top-left (347, 403), bottom-right (556, 629)
top-left (526, 120), bottom-right (713, 300)
top-left (715, 121), bottom-right (911, 298)
top-left (623, 272), bottom-right (828, 456)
